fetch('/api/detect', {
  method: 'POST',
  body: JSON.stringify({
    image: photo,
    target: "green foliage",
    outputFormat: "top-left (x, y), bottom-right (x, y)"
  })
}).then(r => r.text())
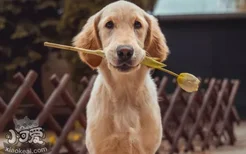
top-left (0, 0), bottom-right (156, 100)
top-left (0, 0), bottom-right (62, 100)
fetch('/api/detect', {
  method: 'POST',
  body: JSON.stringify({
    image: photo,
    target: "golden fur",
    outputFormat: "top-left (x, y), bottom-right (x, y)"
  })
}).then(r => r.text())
top-left (73, 1), bottom-right (169, 154)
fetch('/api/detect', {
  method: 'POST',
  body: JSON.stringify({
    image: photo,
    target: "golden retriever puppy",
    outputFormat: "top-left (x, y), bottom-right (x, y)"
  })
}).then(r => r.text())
top-left (73, 1), bottom-right (169, 154)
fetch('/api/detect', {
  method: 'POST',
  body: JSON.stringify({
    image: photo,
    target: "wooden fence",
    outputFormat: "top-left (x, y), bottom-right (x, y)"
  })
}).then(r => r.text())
top-left (0, 70), bottom-right (241, 154)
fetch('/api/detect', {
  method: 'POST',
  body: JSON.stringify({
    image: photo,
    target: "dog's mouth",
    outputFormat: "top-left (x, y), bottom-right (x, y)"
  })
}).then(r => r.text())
top-left (111, 63), bottom-right (140, 72)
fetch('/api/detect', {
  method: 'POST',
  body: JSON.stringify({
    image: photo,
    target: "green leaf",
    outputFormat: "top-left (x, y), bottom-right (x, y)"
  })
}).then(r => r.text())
top-left (11, 25), bottom-right (28, 39)
top-left (11, 23), bottom-right (38, 40)
top-left (4, 64), bottom-right (17, 71)
top-left (4, 3), bottom-right (22, 15)
top-left (0, 16), bottom-right (6, 30)
top-left (0, 46), bottom-right (11, 58)
top-left (28, 51), bottom-right (42, 61)
top-left (12, 57), bottom-right (28, 67)
top-left (40, 19), bottom-right (59, 28)
top-left (36, 1), bottom-right (57, 10)
top-left (19, 61), bottom-right (28, 67)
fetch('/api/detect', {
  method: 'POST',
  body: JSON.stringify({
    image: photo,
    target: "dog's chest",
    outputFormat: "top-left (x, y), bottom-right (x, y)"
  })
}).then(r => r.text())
top-left (86, 76), bottom-right (162, 153)
top-left (90, 82), bottom-right (159, 133)
top-left (110, 95), bottom-right (144, 132)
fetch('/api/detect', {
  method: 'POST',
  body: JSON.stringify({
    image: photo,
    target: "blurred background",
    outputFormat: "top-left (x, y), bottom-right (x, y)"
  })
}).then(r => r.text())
top-left (0, 0), bottom-right (245, 118)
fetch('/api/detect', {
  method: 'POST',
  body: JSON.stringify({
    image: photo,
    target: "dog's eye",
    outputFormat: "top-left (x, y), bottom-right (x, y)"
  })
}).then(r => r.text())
top-left (105, 21), bottom-right (114, 29)
top-left (134, 21), bottom-right (142, 29)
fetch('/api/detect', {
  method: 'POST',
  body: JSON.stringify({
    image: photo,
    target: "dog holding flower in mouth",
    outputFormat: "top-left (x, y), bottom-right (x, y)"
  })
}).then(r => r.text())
top-left (73, 1), bottom-right (168, 154)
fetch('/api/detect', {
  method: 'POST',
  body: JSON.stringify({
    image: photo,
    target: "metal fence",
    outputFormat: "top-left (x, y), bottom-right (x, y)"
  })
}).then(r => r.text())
top-left (0, 70), bottom-right (241, 154)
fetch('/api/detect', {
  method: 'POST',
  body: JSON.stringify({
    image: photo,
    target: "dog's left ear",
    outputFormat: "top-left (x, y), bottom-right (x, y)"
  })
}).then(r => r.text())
top-left (144, 14), bottom-right (169, 62)
top-left (72, 11), bottom-right (102, 69)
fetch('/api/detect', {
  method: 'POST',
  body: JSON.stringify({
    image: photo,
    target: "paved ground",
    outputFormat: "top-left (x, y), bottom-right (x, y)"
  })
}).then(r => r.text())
top-left (209, 122), bottom-right (246, 154)
top-left (158, 122), bottom-right (246, 154)
top-left (0, 122), bottom-right (245, 154)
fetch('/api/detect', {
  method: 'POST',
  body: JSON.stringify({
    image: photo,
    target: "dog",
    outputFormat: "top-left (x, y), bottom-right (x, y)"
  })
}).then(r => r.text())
top-left (73, 1), bottom-right (169, 154)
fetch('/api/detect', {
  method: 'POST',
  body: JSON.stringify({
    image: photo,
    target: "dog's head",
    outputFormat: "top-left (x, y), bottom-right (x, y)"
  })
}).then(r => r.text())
top-left (73, 1), bottom-right (169, 73)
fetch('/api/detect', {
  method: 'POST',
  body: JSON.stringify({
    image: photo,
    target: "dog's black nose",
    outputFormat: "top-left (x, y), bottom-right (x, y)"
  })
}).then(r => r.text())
top-left (116, 45), bottom-right (134, 61)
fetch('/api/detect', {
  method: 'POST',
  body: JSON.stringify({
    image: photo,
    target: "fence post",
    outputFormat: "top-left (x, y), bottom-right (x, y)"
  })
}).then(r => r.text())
top-left (0, 71), bottom-right (37, 132)
top-left (186, 78), bottom-right (216, 151)
top-left (51, 75), bottom-right (96, 154)
top-left (13, 73), bottom-right (77, 153)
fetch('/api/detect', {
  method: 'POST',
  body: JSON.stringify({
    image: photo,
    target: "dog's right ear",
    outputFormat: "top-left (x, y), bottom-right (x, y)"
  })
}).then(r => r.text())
top-left (72, 11), bottom-right (102, 69)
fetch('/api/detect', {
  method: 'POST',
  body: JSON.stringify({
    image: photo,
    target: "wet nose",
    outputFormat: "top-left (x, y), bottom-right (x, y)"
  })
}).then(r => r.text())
top-left (116, 45), bottom-right (134, 62)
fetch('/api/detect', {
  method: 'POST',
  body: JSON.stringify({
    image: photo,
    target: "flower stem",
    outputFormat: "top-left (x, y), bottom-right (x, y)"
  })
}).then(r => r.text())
top-left (44, 42), bottom-right (104, 57)
top-left (156, 67), bottom-right (179, 77)
top-left (44, 42), bottom-right (180, 77)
